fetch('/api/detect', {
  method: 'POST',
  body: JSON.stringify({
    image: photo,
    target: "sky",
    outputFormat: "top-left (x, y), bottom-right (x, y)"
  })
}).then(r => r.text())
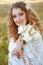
top-left (0, 0), bottom-right (43, 4)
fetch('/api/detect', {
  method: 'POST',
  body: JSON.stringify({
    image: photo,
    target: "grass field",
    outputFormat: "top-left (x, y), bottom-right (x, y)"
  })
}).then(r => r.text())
top-left (0, 2), bottom-right (43, 65)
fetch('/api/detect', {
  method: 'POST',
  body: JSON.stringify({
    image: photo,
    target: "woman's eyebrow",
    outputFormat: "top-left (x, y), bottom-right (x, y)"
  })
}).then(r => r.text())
top-left (12, 13), bottom-right (16, 16)
top-left (18, 12), bottom-right (24, 14)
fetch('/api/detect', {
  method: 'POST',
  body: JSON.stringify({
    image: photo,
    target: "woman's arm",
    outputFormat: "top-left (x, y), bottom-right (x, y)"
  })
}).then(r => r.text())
top-left (29, 35), bottom-right (43, 65)
top-left (15, 36), bottom-right (27, 63)
top-left (8, 38), bottom-right (19, 56)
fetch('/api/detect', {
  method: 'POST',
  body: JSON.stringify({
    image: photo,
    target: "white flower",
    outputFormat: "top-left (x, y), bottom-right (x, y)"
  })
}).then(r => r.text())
top-left (18, 24), bottom-right (40, 43)
top-left (21, 32), bottom-right (33, 42)
top-left (18, 25), bottom-right (27, 34)
top-left (20, 24), bottom-right (33, 42)
top-left (18, 26), bottom-right (24, 34)
top-left (25, 3), bottom-right (31, 10)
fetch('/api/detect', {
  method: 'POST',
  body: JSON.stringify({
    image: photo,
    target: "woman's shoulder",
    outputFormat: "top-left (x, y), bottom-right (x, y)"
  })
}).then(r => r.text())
top-left (9, 37), bottom-right (16, 47)
top-left (9, 37), bottom-right (15, 42)
top-left (8, 38), bottom-right (17, 52)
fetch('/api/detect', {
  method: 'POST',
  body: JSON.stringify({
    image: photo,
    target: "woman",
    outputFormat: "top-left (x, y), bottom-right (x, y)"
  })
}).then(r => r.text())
top-left (8, 1), bottom-right (43, 65)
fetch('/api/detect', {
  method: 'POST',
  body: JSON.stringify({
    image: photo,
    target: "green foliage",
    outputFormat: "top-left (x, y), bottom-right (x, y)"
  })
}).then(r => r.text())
top-left (32, 3), bottom-right (43, 21)
top-left (0, 23), bottom-right (9, 65)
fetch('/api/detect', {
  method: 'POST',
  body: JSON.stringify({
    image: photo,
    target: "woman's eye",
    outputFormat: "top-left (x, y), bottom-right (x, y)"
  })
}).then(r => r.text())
top-left (13, 15), bottom-right (16, 18)
top-left (19, 13), bottom-right (23, 16)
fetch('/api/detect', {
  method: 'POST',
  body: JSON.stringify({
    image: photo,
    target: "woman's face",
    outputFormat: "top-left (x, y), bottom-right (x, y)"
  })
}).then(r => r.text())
top-left (12, 8), bottom-right (27, 26)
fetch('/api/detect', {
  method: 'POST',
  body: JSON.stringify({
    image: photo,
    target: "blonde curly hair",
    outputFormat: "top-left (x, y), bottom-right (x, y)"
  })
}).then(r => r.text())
top-left (8, 1), bottom-right (43, 41)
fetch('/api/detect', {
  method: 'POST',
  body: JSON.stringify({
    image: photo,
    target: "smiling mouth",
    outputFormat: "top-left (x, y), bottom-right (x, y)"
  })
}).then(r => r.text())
top-left (16, 21), bottom-right (24, 26)
top-left (17, 21), bottom-right (23, 24)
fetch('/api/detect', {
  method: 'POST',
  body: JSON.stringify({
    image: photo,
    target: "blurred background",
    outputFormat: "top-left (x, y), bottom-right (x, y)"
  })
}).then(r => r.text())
top-left (0, 0), bottom-right (43, 65)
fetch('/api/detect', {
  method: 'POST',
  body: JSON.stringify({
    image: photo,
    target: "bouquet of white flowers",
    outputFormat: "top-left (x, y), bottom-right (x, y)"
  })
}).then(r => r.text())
top-left (18, 24), bottom-right (41, 43)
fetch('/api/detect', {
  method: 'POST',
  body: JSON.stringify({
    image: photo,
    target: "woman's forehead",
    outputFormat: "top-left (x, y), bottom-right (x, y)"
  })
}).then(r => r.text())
top-left (12, 8), bottom-right (25, 15)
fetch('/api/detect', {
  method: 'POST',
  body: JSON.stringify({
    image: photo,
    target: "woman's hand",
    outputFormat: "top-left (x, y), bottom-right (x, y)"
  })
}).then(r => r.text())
top-left (16, 36), bottom-right (24, 56)
top-left (16, 36), bottom-right (23, 49)
top-left (15, 36), bottom-right (23, 55)
top-left (11, 48), bottom-right (19, 56)
top-left (11, 36), bottom-right (23, 56)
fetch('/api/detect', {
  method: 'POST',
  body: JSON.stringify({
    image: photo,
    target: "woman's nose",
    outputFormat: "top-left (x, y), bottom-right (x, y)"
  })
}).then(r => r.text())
top-left (16, 16), bottom-right (20, 22)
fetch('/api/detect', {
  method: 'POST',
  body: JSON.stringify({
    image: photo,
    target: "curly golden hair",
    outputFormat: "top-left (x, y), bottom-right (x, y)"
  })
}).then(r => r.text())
top-left (8, 1), bottom-right (43, 41)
